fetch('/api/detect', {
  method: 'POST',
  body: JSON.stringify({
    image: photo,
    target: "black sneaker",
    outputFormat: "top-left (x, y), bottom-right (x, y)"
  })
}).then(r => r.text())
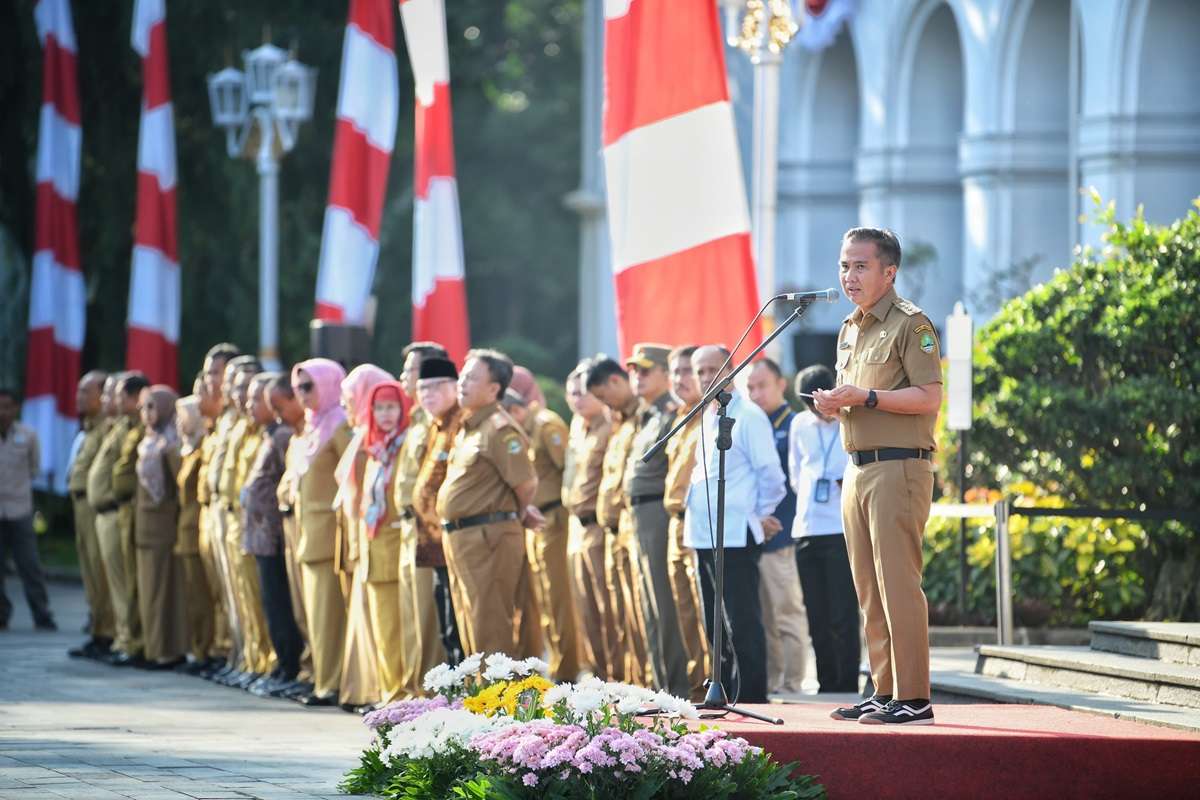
top-left (830, 694), bottom-right (892, 721)
top-left (859, 698), bottom-right (935, 726)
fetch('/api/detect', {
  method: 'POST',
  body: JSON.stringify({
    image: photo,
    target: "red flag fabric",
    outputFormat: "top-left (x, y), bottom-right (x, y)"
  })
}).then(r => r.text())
top-left (314, 0), bottom-right (399, 325)
top-left (602, 0), bottom-right (761, 358)
top-left (126, 0), bottom-right (179, 387)
top-left (24, 0), bottom-right (84, 493)
top-left (399, 0), bottom-right (470, 364)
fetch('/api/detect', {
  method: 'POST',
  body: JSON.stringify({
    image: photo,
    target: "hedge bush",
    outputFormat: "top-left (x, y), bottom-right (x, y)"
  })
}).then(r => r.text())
top-left (925, 199), bottom-right (1200, 623)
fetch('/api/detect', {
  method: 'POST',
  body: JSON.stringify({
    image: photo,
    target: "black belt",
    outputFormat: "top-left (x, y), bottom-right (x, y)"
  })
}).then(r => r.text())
top-left (629, 493), bottom-right (664, 507)
top-left (574, 512), bottom-right (597, 528)
top-left (849, 448), bottom-right (932, 466)
top-left (538, 499), bottom-right (562, 514)
top-left (442, 511), bottom-right (519, 532)
top-left (399, 506), bottom-right (416, 521)
top-left (93, 501), bottom-right (118, 514)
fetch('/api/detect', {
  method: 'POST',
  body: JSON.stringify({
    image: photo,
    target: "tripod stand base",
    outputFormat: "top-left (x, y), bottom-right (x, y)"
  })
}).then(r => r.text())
top-left (695, 680), bottom-right (785, 725)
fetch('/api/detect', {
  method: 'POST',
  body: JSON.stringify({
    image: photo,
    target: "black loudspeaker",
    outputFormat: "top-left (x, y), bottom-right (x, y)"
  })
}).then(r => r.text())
top-left (309, 321), bottom-right (370, 370)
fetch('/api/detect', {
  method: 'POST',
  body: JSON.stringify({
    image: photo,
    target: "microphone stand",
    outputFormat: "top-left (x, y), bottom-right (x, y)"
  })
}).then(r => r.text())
top-left (642, 298), bottom-right (818, 725)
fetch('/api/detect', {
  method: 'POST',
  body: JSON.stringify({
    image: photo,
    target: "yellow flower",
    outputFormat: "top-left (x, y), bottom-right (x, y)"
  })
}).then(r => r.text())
top-left (464, 681), bottom-right (508, 717)
top-left (500, 675), bottom-right (553, 717)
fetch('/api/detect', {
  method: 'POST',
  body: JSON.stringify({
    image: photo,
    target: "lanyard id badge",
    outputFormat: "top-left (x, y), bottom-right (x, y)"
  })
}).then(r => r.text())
top-left (813, 478), bottom-right (831, 504)
top-left (813, 423), bottom-right (838, 504)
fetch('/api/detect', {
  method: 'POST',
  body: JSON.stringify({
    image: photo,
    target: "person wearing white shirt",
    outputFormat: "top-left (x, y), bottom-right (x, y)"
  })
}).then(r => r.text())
top-left (683, 346), bottom-right (786, 703)
top-left (790, 365), bottom-right (860, 693)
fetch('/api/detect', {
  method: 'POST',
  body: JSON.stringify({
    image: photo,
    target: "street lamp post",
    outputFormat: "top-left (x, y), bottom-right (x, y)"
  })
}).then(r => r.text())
top-left (720, 0), bottom-right (800, 360)
top-left (206, 42), bottom-right (316, 370)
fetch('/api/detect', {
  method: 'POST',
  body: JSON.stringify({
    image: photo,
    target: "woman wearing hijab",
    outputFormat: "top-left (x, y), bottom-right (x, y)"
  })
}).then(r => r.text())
top-left (291, 358), bottom-right (354, 707)
top-left (175, 392), bottom-right (215, 671)
top-left (135, 385), bottom-right (187, 668)
top-left (359, 380), bottom-right (411, 704)
top-left (334, 363), bottom-right (394, 712)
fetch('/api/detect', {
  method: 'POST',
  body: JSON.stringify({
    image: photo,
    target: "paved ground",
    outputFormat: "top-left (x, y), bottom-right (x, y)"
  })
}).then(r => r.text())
top-left (0, 581), bottom-right (375, 800)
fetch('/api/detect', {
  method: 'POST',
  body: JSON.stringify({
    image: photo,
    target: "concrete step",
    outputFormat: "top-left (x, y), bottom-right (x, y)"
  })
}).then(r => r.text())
top-left (929, 626), bottom-right (1089, 648)
top-left (1089, 621), bottom-right (1200, 666)
top-left (977, 645), bottom-right (1200, 709)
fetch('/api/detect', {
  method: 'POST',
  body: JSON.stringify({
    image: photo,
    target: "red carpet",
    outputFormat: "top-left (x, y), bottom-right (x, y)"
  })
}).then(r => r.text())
top-left (704, 703), bottom-right (1200, 799)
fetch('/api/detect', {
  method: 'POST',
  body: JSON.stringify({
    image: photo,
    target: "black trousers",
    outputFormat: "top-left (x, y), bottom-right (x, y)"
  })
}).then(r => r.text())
top-left (697, 539), bottom-right (767, 703)
top-left (255, 553), bottom-right (303, 680)
top-left (794, 535), bottom-right (861, 693)
top-left (433, 565), bottom-right (464, 666)
top-left (0, 515), bottom-right (53, 627)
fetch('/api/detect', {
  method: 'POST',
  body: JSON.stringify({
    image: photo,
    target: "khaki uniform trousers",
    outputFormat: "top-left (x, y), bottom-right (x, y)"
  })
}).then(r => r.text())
top-left (397, 519), bottom-right (442, 694)
top-left (281, 513), bottom-right (313, 682)
top-left (73, 495), bottom-right (113, 639)
top-left (197, 505), bottom-right (230, 658)
top-left (443, 520), bottom-right (526, 657)
top-left (567, 516), bottom-right (612, 680)
top-left (604, 510), bottom-right (651, 686)
top-left (225, 510), bottom-right (274, 675)
top-left (118, 504), bottom-right (142, 652)
top-left (525, 506), bottom-right (581, 680)
top-left (515, 543), bottom-right (544, 660)
top-left (136, 544), bottom-right (187, 663)
top-left (339, 562), bottom-right (380, 707)
top-left (208, 502), bottom-right (244, 668)
top-left (667, 515), bottom-right (709, 700)
top-left (178, 552), bottom-right (214, 661)
top-left (365, 578), bottom-right (403, 703)
top-left (95, 509), bottom-right (141, 656)
top-left (759, 542), bottom-right (808, 694)
top-left (300, 558), bottom-right (346, 697)
top-left (633, 502), bottom-right (690, 697)
top-left (842, 458), bottom-right (934, 700)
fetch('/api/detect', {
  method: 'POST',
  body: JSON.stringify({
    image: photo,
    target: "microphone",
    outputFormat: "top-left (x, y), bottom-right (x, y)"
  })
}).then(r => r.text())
top-left (778, 288), bottom-right (839, 303)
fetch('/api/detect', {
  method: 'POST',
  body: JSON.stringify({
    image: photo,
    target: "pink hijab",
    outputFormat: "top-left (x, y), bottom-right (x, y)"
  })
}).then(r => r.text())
top-left (332, 363), bottom-right (395, 517)
top-left (510, 366), bottom-right (546, 408)
top-left (292, 358), bottom-right (347, 476)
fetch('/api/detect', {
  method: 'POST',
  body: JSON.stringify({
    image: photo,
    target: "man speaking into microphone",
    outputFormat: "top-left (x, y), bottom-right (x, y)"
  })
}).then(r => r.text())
top-left (813, 227), bottom-right (942, 726)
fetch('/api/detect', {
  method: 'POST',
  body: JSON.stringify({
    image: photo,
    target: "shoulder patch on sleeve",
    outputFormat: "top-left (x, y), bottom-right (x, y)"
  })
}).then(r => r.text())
top-left (505, 435), bottom-right (524, 455)
top-left (913, 323), bottom-right (933, 336)
top-left (491, 412), bottom-right (511, 431)
top-left (893, 296), bottom-right (923, 317)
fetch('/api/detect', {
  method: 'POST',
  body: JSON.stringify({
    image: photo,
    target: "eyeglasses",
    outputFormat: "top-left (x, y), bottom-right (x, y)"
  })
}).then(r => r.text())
top-left (295, 381), bottom-right (314, 394)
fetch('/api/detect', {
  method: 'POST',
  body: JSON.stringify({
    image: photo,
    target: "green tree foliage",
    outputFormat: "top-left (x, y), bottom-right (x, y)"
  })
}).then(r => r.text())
top-left (0, 0), bottom-right (581, 386)
top-left (938, 200), bottom-right (1200, 621)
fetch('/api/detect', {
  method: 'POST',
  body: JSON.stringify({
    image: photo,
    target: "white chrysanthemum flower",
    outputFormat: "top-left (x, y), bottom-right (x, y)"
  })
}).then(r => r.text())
top-left (567, 688), bottom-right (607, 715)
top-left (652, 691), bottom-right (700, 720)
top-left (453, 653), bottom-right (483, 682)
top-left (422, 663), bottom-right (455, 693)
top-left (381, 708), bottom-right (510, 761)
top-left (483, 653), bottom-right (517, 682)
top-left (543, 683), bottom-right (571, 706)
top-left (615, 694), bottom-right (643, 714)
top-left (516, 656), bottom-right (550, 677)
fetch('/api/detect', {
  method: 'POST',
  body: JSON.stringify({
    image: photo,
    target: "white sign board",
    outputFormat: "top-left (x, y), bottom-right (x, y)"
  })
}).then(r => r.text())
top-left (946, 301), bottom-right (972, 430)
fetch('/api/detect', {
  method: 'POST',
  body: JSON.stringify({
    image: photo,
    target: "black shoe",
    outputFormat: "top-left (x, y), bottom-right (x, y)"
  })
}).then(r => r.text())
top-left (280, 680), bottom-right (313, 700)
top-left (339, 702), bottom-right (359, 713)
top-left (68, 639), bottom-right (94, 658)
top-left (830, 694), bottom-right (892, 721)
top-left (35, 618), bottom-right (58, 631)
top-left (299, 692), bottom-right (337, 707)
top-left (247, 676), bottom-right (276, 697)
top-left (109, 652), bottom-right (150, 669)
top-left (355, 703), bottom-right (377, 715)
top-left (146, 657), bottom-right (186, 671)
top-left (859, 698), bottom-right (935, 726)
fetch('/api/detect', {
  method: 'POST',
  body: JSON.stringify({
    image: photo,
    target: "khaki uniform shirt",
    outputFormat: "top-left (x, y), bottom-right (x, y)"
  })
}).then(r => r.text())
top-left (219, 418), bottom-right (250, 509)
top-left (394, 406), bottom-right (431, 510)
top-left (176, 448), bottom-right (203, 555)
top-left (436, 401), bottom-right (535, 522)
top-left (412, 406), bottom-right (464, 567)
top-left (596, 396), bottom-right (639, 531)
top-left (0, 421), bottom-right (39, 519)
top-left (664, 404), bottom-right (701, 517)
top-left (835, 286), bottom-right (943, 452)
top-left (565, 414), bottom-right (611, 518)
top-left (68, 415), bottom-right (106, 495)
top-left (525, 407), bottom-right (568, 509)
top-left (624, 391), bottom-right (677, 498)
top-left (233, 422), bottom-right (264, 514)
top-left (295, 421), bottom-right (353, 564)
top-left (111, 423), bottom-right (144, 506)
top-left (204, 409), bottom-right (237, 505)
top-left (87, 415), bottom-right (131, 511)
top-left (196, 426), bottom-right (216, 507)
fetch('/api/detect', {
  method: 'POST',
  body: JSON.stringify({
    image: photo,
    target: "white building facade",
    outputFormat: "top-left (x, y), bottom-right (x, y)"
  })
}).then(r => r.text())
top-left (574, 0), bottom-right (1200, 362)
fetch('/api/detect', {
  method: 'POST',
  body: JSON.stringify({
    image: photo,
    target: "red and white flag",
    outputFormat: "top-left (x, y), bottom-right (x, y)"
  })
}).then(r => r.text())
top-left (126, 0), bottom-right (179, 387)
top-left (602, 0), bottom-right (761, 357)
top-left (400, 0), bottom-right (469, 363)
top-left (24, 0), bottom-right (83, 493)
top-left (314, 0), bottom-right (399, 325)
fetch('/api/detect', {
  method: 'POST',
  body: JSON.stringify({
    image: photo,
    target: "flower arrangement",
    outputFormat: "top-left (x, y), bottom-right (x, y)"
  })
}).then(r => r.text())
top-left (342, 653), bottom-right (824, 799)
